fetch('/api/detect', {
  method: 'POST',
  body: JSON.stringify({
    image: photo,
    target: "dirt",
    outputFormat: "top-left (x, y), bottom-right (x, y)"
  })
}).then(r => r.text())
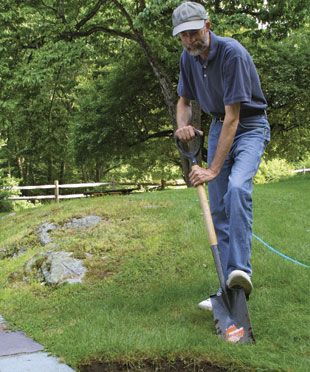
top-left (79, 358), bottom-right (227, 371)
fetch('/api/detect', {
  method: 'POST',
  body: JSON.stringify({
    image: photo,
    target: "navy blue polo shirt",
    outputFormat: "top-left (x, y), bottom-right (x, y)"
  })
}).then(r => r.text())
top-left (177, 31), bottom-right (267, 116)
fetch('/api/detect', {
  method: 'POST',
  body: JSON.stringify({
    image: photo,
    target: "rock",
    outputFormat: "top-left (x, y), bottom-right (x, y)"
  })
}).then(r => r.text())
top-left (13, 247), bottom-right (27, 258)
top-left (0, 213), bottom-right (16, 220)
top-left (0, 315), bottom-right (8, 332)
top-left (0, 246), bottom-right (23, 260)
top-left (0, 247), bottom-right (9, 260)
top-left (41, 251), bottom-right (87, 285)
top-left (64, 216), bottom-right (101, 229)
top-left (23, 253), bottom-right (46, 282)
top-left (24, 251), bottom-right (87, 285)
top-left (38, 222), bottom-right (58, 245)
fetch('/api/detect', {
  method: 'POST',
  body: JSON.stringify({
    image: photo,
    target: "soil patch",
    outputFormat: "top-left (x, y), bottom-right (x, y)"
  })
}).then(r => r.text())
top-left (79, 358), bottom-right (227, 372)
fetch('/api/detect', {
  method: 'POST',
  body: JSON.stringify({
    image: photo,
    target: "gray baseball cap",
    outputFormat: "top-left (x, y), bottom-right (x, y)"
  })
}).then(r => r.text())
top-left (172, 2), bottom-right (208, 36)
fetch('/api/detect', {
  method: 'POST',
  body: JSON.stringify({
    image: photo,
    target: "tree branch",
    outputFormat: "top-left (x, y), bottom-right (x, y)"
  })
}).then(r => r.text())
top-left (59, 26), bottom-right (137, 41)
top-left (129, 129), bottom-right (174, 147)
top-left (40, 0), bottom-right (66, 24)
top-left (76, 0), bottom-right (109, 30)
top-left (110, 0), bottom-right (136, 30)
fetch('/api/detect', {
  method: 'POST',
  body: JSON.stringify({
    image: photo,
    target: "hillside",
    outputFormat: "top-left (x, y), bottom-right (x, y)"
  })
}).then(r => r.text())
top-left (0, 175), bottom-right (309, 371)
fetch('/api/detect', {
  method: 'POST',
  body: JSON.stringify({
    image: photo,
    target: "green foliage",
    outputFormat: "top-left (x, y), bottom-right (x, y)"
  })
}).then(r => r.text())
top-left (73, 45), bottom-right (179, 181)
top-left (0, 0), bottom-right (309, 185)
top-left (0, 176), bottom-right (19, 212)
top-left (255, 157), bottom-right (294, 184)
top-left (293, 153), bottom-right (310, 169)
top-left (0, 141), bottom-right (20, 211)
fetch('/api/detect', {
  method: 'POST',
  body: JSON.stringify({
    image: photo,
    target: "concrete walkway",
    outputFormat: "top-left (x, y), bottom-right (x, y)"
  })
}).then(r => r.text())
top-left (0, 315), bottom-right (75, 372)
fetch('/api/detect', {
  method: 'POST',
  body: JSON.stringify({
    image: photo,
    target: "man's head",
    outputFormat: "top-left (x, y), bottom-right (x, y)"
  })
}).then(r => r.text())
top-left (172, 2), bottom-right (210, 57)
top-left (172, 2), bottom-right (208, 37)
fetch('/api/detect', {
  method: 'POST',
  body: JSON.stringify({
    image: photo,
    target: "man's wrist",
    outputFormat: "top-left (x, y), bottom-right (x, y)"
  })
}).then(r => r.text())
top-left (209, 165), bottom-right (220, 176)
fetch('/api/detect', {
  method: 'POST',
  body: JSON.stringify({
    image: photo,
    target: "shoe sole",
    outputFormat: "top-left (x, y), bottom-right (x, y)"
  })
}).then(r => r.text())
top-left (227, 271), bottom-right (253, 296)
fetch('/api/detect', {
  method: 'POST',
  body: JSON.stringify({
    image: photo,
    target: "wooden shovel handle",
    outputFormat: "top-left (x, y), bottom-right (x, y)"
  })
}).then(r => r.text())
top-left (192, 165), bottom-right (218, 246)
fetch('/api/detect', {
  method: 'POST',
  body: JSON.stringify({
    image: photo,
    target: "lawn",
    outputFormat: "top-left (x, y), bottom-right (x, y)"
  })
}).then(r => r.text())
top-left (0, 175), bottom-right (309, 371)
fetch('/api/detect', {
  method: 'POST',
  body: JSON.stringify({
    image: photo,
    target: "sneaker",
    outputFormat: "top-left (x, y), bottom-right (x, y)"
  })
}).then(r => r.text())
top-left (198, 298), bottom-right (213, 311)
top-left (226, 270), bottom-right (253, 296)
top-left (198, 288), bottom-right (222, 311)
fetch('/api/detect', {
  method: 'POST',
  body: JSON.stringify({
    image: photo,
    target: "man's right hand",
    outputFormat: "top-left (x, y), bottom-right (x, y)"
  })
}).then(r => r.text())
top-left (174, 125), bottom-right (197, 142)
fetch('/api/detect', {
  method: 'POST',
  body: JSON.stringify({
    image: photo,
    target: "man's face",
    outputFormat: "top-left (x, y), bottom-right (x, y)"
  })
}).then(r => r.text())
top-left (179, 26), bottom-right (209, 57)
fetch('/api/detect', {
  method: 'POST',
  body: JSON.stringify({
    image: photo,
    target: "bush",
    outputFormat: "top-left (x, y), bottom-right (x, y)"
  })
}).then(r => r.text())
top-left (254, 158), bottom-right (294, 184)
top-left (292, 152), bottom-right (310, 170)
top-left (0, 175), bottom-right (21, 212)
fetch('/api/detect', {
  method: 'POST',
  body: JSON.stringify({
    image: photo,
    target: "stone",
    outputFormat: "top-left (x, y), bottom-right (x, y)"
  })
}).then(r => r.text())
top-left (0, 331), bottom-right (44, 356)
top-left (64, 216), bottom-right (101, 229)
top-left (0, 315), bottom-right (7, 332)
top-left (0, 246), bottom-right (23, 260)
top-left (0, 352), bottom-right (75, 372)
top-left (37, 222), bottom-right (59, 245)
top-left (23, 251), bottom-right (87, 285)
top-left (23, 253), bottom-right (47, 282)
top-left (41, 251), bottom-right (87, 285)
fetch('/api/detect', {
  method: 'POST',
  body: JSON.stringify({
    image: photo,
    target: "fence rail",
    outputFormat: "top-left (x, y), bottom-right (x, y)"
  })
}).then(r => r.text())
top-left (2, 168), bottom-right (309, 203)
top-left (4, 180), bottom-right (186, 202)
top-left (292, 167), bottom-right (310, 174)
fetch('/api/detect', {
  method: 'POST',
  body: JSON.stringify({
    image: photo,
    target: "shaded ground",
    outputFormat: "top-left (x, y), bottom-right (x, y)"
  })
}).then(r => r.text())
top-left (79, 358), bottom-right (227, 372)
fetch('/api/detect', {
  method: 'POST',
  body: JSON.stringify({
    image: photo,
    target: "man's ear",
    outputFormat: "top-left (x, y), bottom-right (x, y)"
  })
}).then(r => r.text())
top-left (205, 20), bottom-right (211, 31)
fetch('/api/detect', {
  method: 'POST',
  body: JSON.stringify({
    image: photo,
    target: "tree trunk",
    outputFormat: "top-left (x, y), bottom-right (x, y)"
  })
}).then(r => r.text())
top-left (135, 35), bottom-right (177, 125)
top-left (180, 101), bottom-right (202, 186)
top-left (47, 155), bottom-right (53, 183)
top-left (59, 161), bottom-right (65, 184)
top-left (95, 161), bottom-right (101, 182)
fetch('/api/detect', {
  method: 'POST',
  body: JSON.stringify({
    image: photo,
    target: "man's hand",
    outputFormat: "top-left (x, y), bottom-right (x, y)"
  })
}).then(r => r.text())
top-left (175, 125), bottom-right (196, 142)
top-left (189, 166), bottom-right (218, 186)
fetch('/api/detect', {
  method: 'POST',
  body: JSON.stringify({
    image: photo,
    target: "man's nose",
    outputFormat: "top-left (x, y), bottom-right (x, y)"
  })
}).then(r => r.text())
top-left (183, 33), bottom-right (196, 42)
top-left (188, 34), bottom-right (196, 42)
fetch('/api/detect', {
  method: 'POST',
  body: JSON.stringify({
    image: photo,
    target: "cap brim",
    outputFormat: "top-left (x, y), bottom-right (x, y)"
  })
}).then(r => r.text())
top-left (172, 20), bottom-right (205, 37)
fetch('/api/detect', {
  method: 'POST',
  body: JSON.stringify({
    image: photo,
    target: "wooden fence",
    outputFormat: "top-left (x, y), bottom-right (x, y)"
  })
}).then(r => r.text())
top-left (5, 180), bottom-right (187, 203)
top-left (292, 167), bottom-right (310, 174)
top-left (2, 168), bottom-right (309, 203)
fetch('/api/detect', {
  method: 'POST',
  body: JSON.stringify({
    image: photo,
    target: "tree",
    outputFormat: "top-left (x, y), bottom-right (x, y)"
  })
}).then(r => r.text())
top-left (73, 44), bottom-right (178, 181)
top-left (0, 0), bottom-right (309, 185)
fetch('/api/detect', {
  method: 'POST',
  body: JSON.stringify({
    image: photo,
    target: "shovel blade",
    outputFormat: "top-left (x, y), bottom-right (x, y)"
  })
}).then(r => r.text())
top-left (211, 288), bottom-right (254, 343)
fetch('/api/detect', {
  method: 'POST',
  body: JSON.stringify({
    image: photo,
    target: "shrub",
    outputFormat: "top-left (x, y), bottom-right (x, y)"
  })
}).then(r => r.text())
top-left (0, 175), bottom-right (21, 212)
top-left (0, 140), bottom-right (21, 211)
top-left (292, 152), bottom-right (310, 170)
top-left (255, 158), bottom-right (294, 184)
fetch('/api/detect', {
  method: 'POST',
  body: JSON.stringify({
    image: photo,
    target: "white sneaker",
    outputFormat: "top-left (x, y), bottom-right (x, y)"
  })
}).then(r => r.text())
top-left (198, 298), bottom-right (213, 311)
top-left (198, 288), bottom-right (222, 311)
top-left (226, 270), bottom-right (253, 296)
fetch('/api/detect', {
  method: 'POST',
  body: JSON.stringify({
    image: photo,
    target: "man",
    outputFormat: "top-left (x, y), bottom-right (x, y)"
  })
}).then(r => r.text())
top-left (172, 2), bottom-right (270, 310)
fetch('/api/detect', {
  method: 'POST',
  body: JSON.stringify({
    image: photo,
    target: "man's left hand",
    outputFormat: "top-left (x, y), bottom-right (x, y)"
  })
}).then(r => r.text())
top-left (189, 166), bottom-right (218, 186)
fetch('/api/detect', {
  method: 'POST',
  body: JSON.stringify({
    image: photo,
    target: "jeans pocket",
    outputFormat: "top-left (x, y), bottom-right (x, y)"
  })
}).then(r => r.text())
top-left (263, 126), bottom-right (271, 143)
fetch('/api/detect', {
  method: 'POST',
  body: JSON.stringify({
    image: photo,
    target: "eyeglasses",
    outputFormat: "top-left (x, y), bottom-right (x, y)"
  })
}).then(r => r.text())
top-left (179, 29), bottom-right (202, 37)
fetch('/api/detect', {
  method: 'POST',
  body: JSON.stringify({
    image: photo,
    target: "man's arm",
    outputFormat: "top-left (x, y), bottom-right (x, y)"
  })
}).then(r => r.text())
top-left (189, 103), bottom-right (240, 186)
top-left (175, 96), bottom-right (197, 141)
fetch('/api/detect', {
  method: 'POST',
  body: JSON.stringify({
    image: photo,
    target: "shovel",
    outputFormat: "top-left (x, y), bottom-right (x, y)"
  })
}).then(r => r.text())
top-left (176, 130), bottom-right (255, 343)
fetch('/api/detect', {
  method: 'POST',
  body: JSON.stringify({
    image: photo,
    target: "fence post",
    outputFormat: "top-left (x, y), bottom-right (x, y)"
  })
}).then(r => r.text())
top-left (54, 180), bottom-right (59, 203)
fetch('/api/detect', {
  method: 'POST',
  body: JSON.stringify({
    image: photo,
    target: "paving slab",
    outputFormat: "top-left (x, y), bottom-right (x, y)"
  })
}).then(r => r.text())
top-left (0, 331), bottom-right (44, 356)
top-left (0, 352), bottom-right (75, 372)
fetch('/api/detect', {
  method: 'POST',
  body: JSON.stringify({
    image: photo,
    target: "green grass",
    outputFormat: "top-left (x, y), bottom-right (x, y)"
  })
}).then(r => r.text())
top-left (0, 175), bottom-right (309, 371)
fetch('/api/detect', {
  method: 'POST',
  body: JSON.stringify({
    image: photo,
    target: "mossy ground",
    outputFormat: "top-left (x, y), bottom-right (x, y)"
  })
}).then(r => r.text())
top-left (0, 175), bottom-right (309, 371)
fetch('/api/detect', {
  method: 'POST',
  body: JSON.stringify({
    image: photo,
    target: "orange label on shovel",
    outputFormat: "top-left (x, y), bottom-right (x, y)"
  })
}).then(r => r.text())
top-left (225, 324), bottom-right (245, 343)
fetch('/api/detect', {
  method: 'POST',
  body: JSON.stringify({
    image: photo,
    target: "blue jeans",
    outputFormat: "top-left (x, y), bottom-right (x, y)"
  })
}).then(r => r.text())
top-left (207, 115), bottom-right (270, 280)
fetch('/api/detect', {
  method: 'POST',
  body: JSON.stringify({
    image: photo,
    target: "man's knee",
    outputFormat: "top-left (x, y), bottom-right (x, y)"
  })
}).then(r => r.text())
top-left (224, 179), bottom-right (252, 217)
top-left (228, 179), bottom-right (251, 197)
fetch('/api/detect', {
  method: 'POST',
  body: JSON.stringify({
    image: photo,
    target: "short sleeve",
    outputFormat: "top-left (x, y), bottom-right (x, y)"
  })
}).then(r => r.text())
top-left (223, 56), bottom-right (251, 105)
top-left (177, 53), bottom-right (195, 100)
